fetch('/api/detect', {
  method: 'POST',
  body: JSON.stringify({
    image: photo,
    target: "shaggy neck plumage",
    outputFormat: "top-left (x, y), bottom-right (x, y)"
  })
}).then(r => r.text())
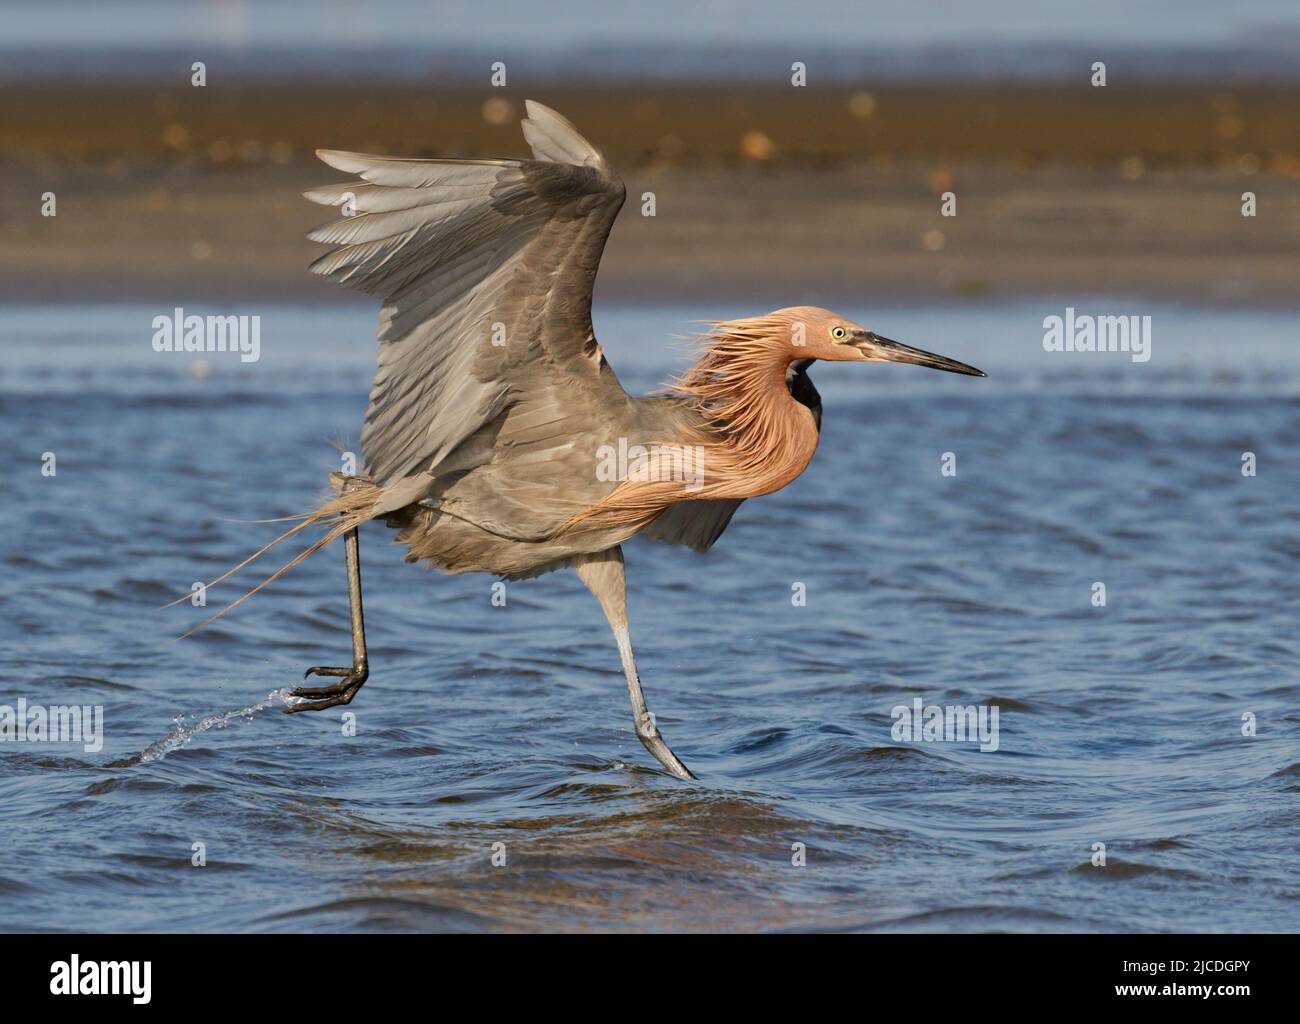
top-left (560, 313), bottom-right (820, 534)
top-left (672, 314), bottom-right (820, 495)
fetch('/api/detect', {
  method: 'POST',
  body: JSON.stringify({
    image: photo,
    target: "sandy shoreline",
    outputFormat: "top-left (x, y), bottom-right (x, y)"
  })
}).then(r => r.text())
top-left (2, 83), bottom-right (1297, 305)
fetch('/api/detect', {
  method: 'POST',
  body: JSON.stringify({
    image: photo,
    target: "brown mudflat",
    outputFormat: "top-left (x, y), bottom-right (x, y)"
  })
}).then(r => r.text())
top-left (3, 82), bottom-right (1297, 304)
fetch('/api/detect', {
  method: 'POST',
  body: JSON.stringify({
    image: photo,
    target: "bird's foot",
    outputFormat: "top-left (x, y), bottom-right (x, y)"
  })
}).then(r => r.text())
top-left (285, 664), bottom-right (368, 712)
top-left (636, 711), bottom-right (696, 780)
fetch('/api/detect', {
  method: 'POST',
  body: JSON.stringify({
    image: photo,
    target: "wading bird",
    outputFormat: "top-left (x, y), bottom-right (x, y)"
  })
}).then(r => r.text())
top-left (199, 102), bottom-right (984, 780)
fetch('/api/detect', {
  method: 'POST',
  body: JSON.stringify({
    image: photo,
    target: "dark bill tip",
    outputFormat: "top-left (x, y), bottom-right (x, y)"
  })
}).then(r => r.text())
top-left (864, 333), bottom-right (987, 377)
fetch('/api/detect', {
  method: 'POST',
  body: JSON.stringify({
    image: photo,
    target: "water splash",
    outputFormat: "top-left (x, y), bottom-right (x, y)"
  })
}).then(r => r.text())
top-left (129, 688), bottom-right (292, 765)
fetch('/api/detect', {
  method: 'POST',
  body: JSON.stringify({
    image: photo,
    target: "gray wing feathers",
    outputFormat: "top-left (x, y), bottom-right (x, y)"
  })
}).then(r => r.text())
top-left (641, 498), bottom-right (745, 553)
top-left (304, 101), bottom-right (625, 492)
top-left (521, 100), bottom-right (609, 169)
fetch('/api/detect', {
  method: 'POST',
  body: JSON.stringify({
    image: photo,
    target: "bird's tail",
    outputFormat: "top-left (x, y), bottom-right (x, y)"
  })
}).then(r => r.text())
top-left (168, 473), bottom-right (384, 638)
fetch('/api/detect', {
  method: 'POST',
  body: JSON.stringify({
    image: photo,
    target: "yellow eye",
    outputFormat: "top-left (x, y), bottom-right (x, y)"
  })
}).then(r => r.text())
top-left (830, 326), bottom-right (847, 341)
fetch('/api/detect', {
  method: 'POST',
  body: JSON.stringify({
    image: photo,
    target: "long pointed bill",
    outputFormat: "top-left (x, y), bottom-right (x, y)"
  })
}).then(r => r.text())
top-left (856, 332), bottom-right (986, 377)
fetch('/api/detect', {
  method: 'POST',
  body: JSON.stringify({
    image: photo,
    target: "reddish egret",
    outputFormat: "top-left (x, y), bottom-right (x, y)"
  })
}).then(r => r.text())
top-left (196, 101), bottom-right (984, 779)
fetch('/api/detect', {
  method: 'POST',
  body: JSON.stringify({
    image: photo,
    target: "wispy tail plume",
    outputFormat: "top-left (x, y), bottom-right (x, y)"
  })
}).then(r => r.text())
top-left (171, 474), bottom-right (383, 638)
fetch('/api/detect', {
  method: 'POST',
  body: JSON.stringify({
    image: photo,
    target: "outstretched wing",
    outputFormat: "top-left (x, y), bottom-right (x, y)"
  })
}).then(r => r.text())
top-left (305, 101), bottom-right (627, 505)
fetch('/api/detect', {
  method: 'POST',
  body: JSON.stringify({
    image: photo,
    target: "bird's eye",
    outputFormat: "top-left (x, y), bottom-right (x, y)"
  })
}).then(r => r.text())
top-left (830, 326), bottom-right (847, 341)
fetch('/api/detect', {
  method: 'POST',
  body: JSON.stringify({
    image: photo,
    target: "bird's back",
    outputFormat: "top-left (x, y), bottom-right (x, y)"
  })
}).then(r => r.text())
top-left (390, 358), bottom-right (825, 575)
top-left (379, 387), bottom-right (737, 577)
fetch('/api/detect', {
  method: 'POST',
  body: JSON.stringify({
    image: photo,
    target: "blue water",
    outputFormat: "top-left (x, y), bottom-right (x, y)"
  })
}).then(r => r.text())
top-left (1, 301), bottom-right (1299, 932)
top-left (4, 0), bottom-right (1300, 82)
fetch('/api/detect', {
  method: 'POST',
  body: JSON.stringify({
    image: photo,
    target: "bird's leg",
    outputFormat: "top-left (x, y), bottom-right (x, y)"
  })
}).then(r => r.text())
top-left (286, 523), bottom-right (369, 713)
top-left (575, 548), bottom-right (695, 780)
top-left (613, 624), bottom-right (696, 780)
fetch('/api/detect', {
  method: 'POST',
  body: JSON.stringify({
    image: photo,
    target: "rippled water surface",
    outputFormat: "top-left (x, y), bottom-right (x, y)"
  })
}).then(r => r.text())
top-left (2, 301), bottom-right (1298, 932)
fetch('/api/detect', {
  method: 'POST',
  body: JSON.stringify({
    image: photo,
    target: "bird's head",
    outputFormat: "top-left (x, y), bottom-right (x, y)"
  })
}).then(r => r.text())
top-left (768, 306), bottom-right (986, 376)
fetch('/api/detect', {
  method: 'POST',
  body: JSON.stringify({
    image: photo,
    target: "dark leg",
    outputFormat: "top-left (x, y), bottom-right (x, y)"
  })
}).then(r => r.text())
top-left (286, 524), bottom-right (369, 712)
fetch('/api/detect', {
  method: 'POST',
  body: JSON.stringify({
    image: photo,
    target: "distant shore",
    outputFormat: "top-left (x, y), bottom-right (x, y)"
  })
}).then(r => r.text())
top-left (2, 82), bottom-right (1297, 305)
